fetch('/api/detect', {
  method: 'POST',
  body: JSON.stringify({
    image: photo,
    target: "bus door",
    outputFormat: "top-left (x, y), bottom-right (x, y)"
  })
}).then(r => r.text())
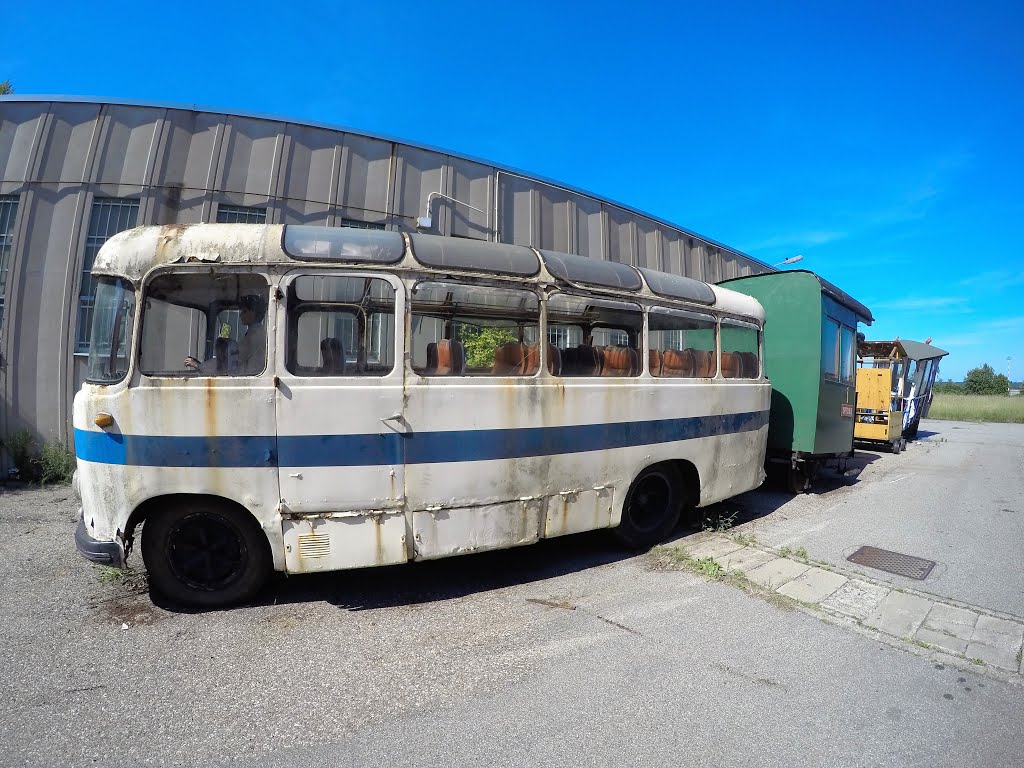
top-left (275, 272), bottom-right (407, 573)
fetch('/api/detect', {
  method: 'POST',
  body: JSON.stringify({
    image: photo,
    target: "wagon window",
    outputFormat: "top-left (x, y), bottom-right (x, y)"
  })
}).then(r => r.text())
top-left (547, 293), bottom-right (642, 377)
top-left (409, 281), bottom-right (541, 376)
top-left (821, 316), bottom-right (840, 380)
top-left (648, 308), bottom-right (717, 378)
top-left (286, 275), bottom-right (396, 376)
top-left (840, 325), bottom-right (855, 384)
top-left (721, 321), bottom-right (760, 379)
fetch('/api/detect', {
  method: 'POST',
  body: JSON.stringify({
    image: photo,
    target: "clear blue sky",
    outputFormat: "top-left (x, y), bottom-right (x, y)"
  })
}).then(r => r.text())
top-left (4, 0), bottom-right (1022, 380)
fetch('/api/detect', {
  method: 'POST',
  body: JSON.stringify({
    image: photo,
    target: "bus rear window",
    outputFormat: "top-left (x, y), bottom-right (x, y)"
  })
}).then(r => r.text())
top-left (86, 278), bottom-right (136, 384)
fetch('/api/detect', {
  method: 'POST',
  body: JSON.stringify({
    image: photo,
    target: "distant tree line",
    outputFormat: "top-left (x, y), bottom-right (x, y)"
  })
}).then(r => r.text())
top-left (934, 364), bottom-right (1012, 395)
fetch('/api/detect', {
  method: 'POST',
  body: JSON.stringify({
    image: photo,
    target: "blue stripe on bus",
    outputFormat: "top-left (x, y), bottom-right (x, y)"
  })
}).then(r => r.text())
top-left (73, 410), bottom-right (768, 468)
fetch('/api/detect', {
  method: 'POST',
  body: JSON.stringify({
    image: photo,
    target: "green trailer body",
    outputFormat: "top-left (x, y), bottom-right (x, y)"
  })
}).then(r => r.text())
top-left (720, 271), bottom-right (873, 490)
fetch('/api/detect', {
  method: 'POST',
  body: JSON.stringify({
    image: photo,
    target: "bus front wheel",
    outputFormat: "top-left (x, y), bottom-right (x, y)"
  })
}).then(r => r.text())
top-left (614, 465), bottom-right (682, 549)
top-left (142, 499), bottom-right (270, 608)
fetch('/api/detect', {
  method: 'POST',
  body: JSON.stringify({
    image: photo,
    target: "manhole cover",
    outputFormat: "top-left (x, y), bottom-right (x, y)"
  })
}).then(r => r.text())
top-left (847, 546), bottom-right (936, 580)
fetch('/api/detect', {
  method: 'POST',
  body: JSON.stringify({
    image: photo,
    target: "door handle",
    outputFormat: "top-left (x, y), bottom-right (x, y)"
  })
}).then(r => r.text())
top-left (380, 413), bottom-right (408, 434)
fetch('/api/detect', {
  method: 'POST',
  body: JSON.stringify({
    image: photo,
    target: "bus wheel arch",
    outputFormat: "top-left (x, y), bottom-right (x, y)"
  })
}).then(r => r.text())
top-left (614, 460), bottom-right (694, 549)
top-left (137, 494), bottom-right (272, 608)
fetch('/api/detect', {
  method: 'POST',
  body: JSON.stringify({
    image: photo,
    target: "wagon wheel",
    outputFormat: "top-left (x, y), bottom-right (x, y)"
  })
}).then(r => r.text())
top-left (787, 464), bottom-right (810, 494)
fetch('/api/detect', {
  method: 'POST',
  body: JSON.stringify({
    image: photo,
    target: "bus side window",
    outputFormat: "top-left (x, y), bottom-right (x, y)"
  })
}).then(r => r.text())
top-left (139, 272), bottom-right (268, 377)
top-left (547, 293), bottom-right (642, 377)
top-left (720, 320), bottom-right (760, 379)
top-left (648, 307), bottom-right (717, 378)
top-left (286, 275), bottom-right (396, 376)
top-left (410, 281), bottom-right (540, 377)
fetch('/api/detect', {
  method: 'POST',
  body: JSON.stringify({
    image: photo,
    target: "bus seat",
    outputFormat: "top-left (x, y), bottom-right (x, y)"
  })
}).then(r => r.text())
top-left (739, 351), bottom-right (759, 378)
top-left (320, 337), bottom-right (345, 374)
top-left (690, 349), bottom-right (716, 377)
top-left (492, 342), bottom-right (527, 375)
top-left (560, 346), bottom-right (578, 375)
top-left (574, 344), bottom-right (602, 376)
top-left (546, 344), bottom-right (561, 375)
top-left (649, 349), bottom-right (663, 377)
top-left (522, 343), bottom-right (559, 375)
top-left (602, 346), bottom-right (638, 376)
top-left (423, 342), bottom-right (439, 375)
top-left (721, 351), bottom-right (741, 379)
top-left (436, 339), bottom-right (465, 375)
top-left (661, 348), bottom-right (695, 377)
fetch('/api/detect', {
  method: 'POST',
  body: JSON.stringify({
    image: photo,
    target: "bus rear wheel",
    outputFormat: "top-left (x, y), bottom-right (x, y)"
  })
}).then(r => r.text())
top-left (142, 499), bottom-right (270, 608)
top-left (614, 465), bottom-right (682, 549)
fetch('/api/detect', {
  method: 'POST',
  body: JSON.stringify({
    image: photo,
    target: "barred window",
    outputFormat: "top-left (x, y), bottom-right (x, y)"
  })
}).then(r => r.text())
top-left (0, 195), bottom-right (19, 332)
top-left (340, 218), bottom-right (385, 230)
top-left (216, 205), bottom-right (267, 224)
top-left (76, 199), bottom-right (139, 353)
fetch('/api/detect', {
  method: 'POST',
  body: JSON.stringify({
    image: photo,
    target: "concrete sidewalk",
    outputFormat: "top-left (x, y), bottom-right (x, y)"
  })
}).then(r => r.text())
top-left (660, 533), bottom-right (1024, 677)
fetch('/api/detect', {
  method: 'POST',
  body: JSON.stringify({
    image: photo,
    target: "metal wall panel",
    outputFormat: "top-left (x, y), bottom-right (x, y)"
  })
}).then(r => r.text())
top-left (683, 238), bottom-right (704, 280)
top-left (393, 146), bottom-right (445, 228)
top-left (37, 103), bottom-right (101, 183)
top-left (94, 105), bottom-right (161, 187)
top-left (218, 117), bottom-right (283, 196)
top-left (704, 245), bottom-right (723, 283)
top-left (280, 124), bottom-right (339, 206)
top-left (280, 200), bottom-right (331, 225)
top-left (340, 134), bottom-right (392, 216)
top-left (606, 205), bottom-right (634, 265)
top-left (496, 173), bottom-right (534, 245)
top-left (661, 231), bottom-right (683, 276)
top-left (158, 110), bottom-right (223, 191)
top-left (447, 157), bottom-right (491, 239)
top-left (572, 194), bottom-right (603, 258)
top-left (0, 103), bottom-right (46, 185)
top-left (9, 185), bottom-right (84, 437)
top-left (636, 218), bottom-right (661, 270)
top-left (537, 184), bottom-right (571, 253)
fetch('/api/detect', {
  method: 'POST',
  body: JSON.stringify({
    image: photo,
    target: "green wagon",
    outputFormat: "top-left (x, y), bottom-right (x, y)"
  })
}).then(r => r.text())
top-left (720, 271), bottom-right (873, 492)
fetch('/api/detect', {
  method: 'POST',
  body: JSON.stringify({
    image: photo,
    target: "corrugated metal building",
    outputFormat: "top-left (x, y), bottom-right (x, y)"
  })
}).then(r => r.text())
top-left (0, 95), bottom-right (771, 448)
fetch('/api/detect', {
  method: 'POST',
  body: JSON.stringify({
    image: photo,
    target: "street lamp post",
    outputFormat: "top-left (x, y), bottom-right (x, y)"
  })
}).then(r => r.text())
top-left (773, 254), bottom-right (804, 268)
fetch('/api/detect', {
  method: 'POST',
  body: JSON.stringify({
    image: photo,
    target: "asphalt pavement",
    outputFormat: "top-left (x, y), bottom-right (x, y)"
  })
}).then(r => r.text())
top-left (0, 418), bottom-right (1021, 767)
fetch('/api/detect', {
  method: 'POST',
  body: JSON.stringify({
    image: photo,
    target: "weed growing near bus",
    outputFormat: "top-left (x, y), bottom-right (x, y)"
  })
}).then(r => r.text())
top-left (929, 394), bottom-right (1024, 424)
top-left (2, 429), bottom-right (38, 479)
top-left (651, 545), bottom-right (798, 611)
top-left (39, 442), bottom-right (76, 484)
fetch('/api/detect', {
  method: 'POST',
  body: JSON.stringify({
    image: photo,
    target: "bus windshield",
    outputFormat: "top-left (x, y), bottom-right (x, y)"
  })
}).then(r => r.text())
top-left (86, 277), bottom-right (136, 384)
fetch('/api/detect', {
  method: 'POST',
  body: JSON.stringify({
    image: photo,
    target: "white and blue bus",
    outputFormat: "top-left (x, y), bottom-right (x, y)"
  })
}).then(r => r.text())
top-left (73, 224), bottom-right (770, 606)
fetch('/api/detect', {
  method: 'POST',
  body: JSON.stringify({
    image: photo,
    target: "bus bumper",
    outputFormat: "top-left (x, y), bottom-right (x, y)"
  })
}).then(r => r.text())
top-left (75, 509), bottom-right (125, 568)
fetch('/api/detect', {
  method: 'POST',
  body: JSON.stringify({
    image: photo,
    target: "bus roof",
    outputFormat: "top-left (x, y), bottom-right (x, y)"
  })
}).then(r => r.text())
top-left (94, 224), bottom-right (765, 322)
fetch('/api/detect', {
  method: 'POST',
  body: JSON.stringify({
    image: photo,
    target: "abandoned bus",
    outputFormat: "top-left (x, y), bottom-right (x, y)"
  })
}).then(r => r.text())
top-left (73, 224), bottom-right (770, 606)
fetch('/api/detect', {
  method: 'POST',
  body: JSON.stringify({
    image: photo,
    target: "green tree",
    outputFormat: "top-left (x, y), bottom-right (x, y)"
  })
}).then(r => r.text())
top-left (458, 325), bottom-right (518, 369)
top-left (0, 81), bottom-right (14, 95)
top-left (963, 364), bottom-right (1010, 395)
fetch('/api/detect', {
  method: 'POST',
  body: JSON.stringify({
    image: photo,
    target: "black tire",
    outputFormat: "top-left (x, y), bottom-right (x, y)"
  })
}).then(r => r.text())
top-left (614, 465), bottom-right (682, 549)
top-left (892, 438), bottom-right (902, 454)
top-left (142, 499), bottom-right (270, 607)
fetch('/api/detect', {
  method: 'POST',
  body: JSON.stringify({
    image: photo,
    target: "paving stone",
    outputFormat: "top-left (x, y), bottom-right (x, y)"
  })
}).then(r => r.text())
top-left (965, 641), bottom-right (1020, 671)
top-left (715, 547), bottom-right (775, 573)
top-left (820, 579), bottom-right (891, 620)
top-left (922, 603), bottom-right (978, 640)
top-left (745, 558), bottom-right (810, 589)
top-left (682, 537), bottom-right (744, 560)
top-left (776, 567), bottom-right (848, 604)
top-left (970, 615), bottom-right (1024, 651)
top-left (914, 627), bottom-right (969, 656)
top-left (863, 591), bottom-right (933, 638)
